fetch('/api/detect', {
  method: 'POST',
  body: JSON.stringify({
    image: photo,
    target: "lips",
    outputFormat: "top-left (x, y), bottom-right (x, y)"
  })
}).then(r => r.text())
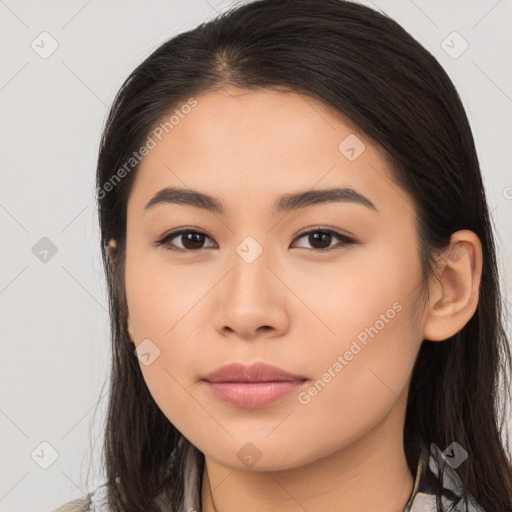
top-left (201, 362), bottom-right (309, 409)
top-left (201, 361), bottom-right (308, 383)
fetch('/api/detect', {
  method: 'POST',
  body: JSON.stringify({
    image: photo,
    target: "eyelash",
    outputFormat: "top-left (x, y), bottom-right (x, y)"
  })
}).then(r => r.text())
top-left (153, 227), bottom-right (356, 253)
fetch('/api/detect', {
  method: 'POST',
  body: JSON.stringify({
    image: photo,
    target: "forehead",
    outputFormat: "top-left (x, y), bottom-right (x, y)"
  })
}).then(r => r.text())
top-left (129, 87), bottom-right (412, 217)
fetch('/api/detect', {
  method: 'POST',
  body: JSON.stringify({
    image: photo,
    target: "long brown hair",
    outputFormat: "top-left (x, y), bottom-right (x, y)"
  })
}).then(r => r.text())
top-left (92, 1), bottom-right (512, 510)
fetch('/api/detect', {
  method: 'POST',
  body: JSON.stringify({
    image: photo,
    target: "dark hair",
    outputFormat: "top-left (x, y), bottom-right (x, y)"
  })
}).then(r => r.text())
top-left (92, 0), bottom-right (512, 510)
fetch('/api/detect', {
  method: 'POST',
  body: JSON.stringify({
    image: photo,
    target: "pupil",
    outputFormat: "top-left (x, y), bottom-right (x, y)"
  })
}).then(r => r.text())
top-left (183, 232), bottom-right (204, 249)
top-left (310, 232), bottom-right (331, 249)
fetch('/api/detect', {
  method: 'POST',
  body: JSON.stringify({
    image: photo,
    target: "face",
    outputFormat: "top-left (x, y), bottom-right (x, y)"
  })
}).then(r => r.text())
top-left (123, 87), bottom-right (426, 471)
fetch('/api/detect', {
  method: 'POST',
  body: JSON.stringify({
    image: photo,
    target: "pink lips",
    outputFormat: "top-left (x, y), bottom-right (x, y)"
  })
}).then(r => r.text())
top-left (201, 362), bottom-right (309, 409)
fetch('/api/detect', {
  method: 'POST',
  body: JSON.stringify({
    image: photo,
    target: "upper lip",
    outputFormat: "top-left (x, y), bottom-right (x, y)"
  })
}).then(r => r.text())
top-left (202, 362), bottom-right (308, 383)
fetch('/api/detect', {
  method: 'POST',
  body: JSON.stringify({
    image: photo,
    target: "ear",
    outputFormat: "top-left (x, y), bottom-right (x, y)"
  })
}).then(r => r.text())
top-left (127, 317), bottom-right (136, 343)
top-left (422, 230), bottom-right (483, 342)
top-left (107, 238), bottom-right (117, 268)
top-left (106, 239), bottom-right (135, 342)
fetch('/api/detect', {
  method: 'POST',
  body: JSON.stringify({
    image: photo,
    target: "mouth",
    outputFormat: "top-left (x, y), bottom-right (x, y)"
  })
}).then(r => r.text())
top-left (201, 361), bottom-right (309, 409)
top-left (202, 380), bottom-right (309, 409)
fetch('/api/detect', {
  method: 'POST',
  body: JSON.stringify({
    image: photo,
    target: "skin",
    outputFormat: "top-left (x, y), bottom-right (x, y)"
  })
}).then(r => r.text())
top-left (108, 87), bottom-right (482, 512)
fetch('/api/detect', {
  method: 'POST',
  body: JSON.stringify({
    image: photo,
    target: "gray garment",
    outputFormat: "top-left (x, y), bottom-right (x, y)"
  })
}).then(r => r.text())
top-left (51, 441), bottom-right (487, 512)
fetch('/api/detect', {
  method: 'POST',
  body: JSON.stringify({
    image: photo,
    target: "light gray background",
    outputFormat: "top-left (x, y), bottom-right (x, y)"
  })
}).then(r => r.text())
top-left (1, 1), bottom-right (511, 511)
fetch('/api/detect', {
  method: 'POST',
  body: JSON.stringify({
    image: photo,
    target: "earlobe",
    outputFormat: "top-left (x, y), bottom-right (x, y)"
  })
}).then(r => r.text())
top-left (107, 239), bottom-right (117, 268)
top-left (127, 318), bottom-right (135, 344)
top-left (422, 230), bottom-right (483, 342)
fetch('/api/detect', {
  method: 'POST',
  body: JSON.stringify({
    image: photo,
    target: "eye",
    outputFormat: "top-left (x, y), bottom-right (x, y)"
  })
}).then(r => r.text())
top-left (154, 227), bottom-right (356, 253)
top-left (291, 228), bottom-right (356, 251)
top-left (154, 228), bottom-right (216, 252)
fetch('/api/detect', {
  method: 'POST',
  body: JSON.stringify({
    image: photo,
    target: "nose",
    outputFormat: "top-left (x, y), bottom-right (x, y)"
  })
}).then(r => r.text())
top-left (213, 243), bottom-right (290, 341)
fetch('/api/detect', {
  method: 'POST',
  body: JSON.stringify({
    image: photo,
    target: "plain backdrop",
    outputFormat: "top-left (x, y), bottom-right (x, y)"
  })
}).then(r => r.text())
top-left (1, 1), bottom-right (511, 511)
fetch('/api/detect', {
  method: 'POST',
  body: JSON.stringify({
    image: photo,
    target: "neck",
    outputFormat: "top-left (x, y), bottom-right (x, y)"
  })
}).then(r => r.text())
top-left (200, 401), bottom-right (414, 512)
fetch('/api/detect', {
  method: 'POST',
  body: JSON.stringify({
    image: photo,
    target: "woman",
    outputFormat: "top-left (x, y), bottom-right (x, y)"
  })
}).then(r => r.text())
top-left (52, 0), bottom-right (512, 510)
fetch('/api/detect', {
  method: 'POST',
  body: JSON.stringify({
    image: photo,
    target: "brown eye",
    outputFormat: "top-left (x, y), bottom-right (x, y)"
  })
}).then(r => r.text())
top-left (306, 231), bottom-right (333, 250)
top-left (154, 229), bottom-right (216, 252)
top-left (154, 227), bottom-right (355, 253)
top-left (291, 229), bottom-right (356, 251)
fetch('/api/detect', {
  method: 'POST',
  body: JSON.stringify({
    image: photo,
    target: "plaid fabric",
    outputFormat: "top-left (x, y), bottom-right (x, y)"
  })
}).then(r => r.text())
top-left (402, 442), bottom-right (487, 512)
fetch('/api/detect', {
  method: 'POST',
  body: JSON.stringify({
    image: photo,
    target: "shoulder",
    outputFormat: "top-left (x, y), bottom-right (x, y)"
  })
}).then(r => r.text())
top-left (50, 483), bottom-right (109, 512)
top-left (50, 496), bottom-right (91, 512)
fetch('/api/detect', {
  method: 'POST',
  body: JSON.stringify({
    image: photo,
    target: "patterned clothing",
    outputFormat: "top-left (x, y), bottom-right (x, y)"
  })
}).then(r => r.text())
top-left (51, 441), bottom-right (487, 512)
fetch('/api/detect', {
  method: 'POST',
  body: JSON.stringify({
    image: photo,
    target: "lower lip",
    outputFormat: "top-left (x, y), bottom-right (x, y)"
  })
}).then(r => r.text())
top-left (203, 380), bottom-right (308, 409)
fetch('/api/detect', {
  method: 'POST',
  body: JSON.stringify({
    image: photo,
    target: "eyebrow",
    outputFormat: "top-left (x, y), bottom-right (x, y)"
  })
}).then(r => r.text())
top-left (144, 186), bottom-right (377, 215)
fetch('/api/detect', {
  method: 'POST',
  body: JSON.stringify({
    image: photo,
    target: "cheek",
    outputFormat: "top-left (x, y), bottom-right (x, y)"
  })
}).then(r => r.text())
top-left (124, 240), bottom-right (204, 340)
top-left (124, 273), bottom-right (203, 439)
top-left (290, 245), bottom-right (413, 348)
top-left (125, 265), bottom-right (199, 373)
top-left (124, 246), bottom-right (214, 428)
top-left (289, 238), bottom-right (419, 344)
top-left (286, 288), bottom-right (420, 467)
top-left (288, 248), bottom-right (422, 443)
top-left (297, 300), bottom-right (418, 417)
